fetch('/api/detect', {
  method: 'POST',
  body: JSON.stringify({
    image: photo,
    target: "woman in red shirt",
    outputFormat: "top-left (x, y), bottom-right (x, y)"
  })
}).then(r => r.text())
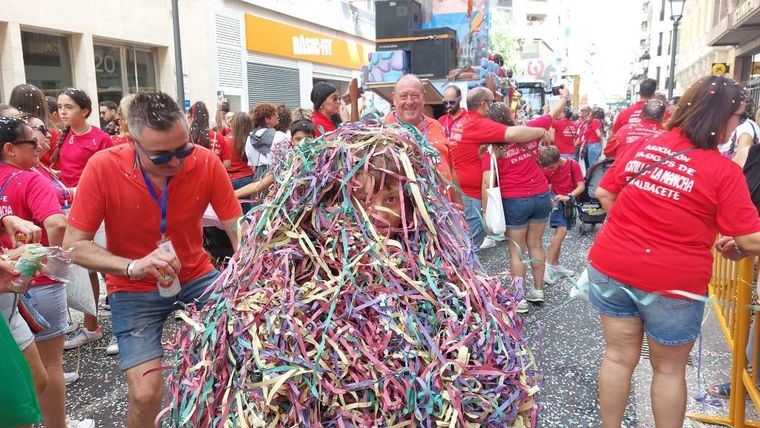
top-left (189, 101), bottom-right (230, 168)
top-left (224, 112), bottom-right (254, 189)
top-left (577, 106), bottom-right (603, 169)
top-left (588, 76), bottom-right (760, 427)
top-left (0, 117), bottom-right (71, 427)
top-left (310, 81), bottom-right (340, 136)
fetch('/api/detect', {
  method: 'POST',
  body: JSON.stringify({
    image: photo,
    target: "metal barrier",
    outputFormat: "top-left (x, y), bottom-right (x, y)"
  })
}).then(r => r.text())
top-left (688, 251), bottom-right (760, 427)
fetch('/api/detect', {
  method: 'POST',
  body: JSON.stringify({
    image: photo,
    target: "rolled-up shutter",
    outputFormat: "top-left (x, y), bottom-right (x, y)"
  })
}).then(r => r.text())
top-left (247, 63), bottom-right (301, 110)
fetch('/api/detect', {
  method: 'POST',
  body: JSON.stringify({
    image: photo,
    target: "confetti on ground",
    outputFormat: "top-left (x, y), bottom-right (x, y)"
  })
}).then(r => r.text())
top-left (164, 121), bottom-right (540, 426)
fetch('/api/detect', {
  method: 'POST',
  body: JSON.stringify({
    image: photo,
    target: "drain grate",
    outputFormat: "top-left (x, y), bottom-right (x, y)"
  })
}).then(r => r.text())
top-left (640, 337), bottom-right (694, 366)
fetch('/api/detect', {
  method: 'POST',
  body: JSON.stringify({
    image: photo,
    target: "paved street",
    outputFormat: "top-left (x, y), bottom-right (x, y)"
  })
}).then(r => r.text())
top-left (64, 224), bottom-right (736, 427)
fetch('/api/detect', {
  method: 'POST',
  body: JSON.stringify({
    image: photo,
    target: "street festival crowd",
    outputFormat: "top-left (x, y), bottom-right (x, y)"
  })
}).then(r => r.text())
top-left (0, 58), bottom-right (759, 427)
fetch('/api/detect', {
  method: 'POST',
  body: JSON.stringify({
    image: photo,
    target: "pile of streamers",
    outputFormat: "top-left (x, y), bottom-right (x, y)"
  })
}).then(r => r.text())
top-left (165, 121), bottom-right (540, 427)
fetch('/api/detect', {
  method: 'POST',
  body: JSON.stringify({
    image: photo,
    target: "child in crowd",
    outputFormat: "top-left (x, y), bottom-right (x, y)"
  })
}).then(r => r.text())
top-left (540, 145), bottom-right (585, 284)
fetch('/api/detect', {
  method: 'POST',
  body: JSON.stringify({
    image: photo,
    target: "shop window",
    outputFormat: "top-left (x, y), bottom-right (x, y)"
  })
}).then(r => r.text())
top-left (94, 44), bottom-right (157, 105)
top-left (21, 32), bottom-right (73, 97)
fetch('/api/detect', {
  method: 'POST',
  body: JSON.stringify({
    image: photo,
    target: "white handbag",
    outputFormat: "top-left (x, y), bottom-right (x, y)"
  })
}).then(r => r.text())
top-left (484, 146), bottom-right (506, 236)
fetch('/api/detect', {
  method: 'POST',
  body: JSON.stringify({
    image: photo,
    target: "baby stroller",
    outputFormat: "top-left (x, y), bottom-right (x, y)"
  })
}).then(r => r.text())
top-left (574, 158), bottom-right (614, 235)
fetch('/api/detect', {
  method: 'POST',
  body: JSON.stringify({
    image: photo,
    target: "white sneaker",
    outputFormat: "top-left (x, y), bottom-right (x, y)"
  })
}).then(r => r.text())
top-left (544, 270), bottom-right (558, 285)
top-left (106, 336), bottom-right (119, 355)
top-left (554, 265), bottom-right (576, 277)
top-left (63, 372), bottom-right (79, 385)
top-left (67, 418), bottom-right (95, 428)
top-left (64, 322), bottom-right (79, 335)
top-left (479, 236), bottom-right (497, 250)
top-left (525, 288), bottom-right (545, 303)
top-left (64, 327), bottom-right (103, 350)
top-left (492, 234), bottom-right (507, 242)
top-left (517, 299), bottom-right (529, 314)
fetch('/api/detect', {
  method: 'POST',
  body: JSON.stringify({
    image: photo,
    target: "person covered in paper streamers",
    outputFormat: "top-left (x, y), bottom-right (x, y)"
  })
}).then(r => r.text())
top-left (588, 75), bottom-right (760, 427)
top-left (167, 121), bottom-right (540, 426)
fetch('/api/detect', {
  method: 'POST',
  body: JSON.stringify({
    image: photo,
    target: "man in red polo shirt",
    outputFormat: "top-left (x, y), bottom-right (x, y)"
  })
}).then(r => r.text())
top-left (605, 99), bottom-right (665, 158)
top-left (384, 74), bottom-right (461, 203)
top-left (62, 92), bottom-right (242, 427)
top-left (551, 109), bottom-right (578, 160)
top-left (611, 78), bottom-right (657, 135)
top-left (449, 87), bottom-right (547, 249)
top-left (438, 85), bottom-right (466, 138)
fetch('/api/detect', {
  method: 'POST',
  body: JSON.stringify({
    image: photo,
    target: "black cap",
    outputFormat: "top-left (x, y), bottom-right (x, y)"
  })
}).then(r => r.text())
top-left (311, 81), bottom-right (337, 111)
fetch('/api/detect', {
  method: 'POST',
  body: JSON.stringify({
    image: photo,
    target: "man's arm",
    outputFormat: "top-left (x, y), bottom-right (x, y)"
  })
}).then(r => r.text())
top-left (549, 88), bottom-right (569, 120)
top-left (63, 224), bottom-right (180, 280)
top-left (42, 214), bottom-right (67, 247)
top-left (504, 126), bottom-right (546, 143)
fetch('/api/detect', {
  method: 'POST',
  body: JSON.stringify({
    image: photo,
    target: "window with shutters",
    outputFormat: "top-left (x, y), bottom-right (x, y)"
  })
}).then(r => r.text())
top-left (247, 63), bottom-right (301, 110)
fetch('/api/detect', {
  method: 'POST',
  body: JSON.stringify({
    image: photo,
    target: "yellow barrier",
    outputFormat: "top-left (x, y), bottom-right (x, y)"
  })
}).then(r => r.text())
top-left (688, 251), bottom-right (760, 427)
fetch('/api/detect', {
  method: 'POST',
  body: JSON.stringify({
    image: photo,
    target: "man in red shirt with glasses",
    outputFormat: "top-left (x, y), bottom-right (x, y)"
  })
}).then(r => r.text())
top-left (63, 92), bottom-right (242, 427)
top-left (438, 85), bottom-right (466, 138)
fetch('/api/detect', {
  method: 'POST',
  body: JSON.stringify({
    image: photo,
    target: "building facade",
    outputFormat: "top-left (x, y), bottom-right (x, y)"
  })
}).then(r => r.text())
top-left (0, 0), bottom-right (375, 125)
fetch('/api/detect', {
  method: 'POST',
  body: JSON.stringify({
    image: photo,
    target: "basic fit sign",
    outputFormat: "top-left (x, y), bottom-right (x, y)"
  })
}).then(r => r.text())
top-left (245, 14), bottom-right (372, 69)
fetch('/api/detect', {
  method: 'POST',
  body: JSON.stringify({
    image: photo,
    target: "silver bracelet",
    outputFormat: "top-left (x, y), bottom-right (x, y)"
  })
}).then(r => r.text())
top-left (734, 242), bottom-right (748, 258)
top-left (125, 259), bottom-right (137, 279)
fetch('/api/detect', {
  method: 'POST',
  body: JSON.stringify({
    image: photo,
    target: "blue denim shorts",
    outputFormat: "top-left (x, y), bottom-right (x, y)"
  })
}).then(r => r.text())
top-left (549, 205), bottom-right (569, 229)
top-left (502, 191), bottom-right (552, 229)
top-left (587, 265), bottom-right (705, 345)
top-left (110, 270), bottom-right (220, 371)
top-left (27, 283), bottom-right (68, 341)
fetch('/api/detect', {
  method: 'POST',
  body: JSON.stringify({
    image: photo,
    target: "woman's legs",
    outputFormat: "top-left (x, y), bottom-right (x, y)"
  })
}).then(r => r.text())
top-left (35, 336), bottom-right (66, 428)
top-left (506, 228), bottom-right (528, 280)
top-left (22, 342), bottom-right (48, 396)
top-left (648, 338), bottom-right (696, 428)
top-left (526, 221), bottom-right (548, 291)
top-left (598, 315), bottom-right (643, 428)
top-left (546, 226), bottom-right (568, 266)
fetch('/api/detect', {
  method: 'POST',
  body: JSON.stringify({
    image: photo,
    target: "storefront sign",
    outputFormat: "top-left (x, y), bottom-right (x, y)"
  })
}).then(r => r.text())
top-left (245, 14), bottom-right (372, 69)
top-left (734, 0), bottom-right (759, 23)
top-left (711, 63), bottom-right (729, 75)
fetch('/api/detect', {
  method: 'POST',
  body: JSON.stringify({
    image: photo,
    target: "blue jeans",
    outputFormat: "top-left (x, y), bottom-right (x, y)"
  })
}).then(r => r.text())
top-left (231, 175), bottom-right (255, 214)
top-left (502, 191), bottom-right (552, 229)
top-left (587, 265), bottom-right (705, 345)
top-left (463, 195), bottom-right (485, 249)
top-left (585, 142), bottom-right (602, 169)
top-left (549, 204), bottom-right (570, 229)
top-left (110, 270), bottom-right (220, 371)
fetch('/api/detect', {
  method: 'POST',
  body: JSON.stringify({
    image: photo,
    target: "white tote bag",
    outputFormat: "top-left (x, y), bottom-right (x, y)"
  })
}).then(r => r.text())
top-left (484, 146), bottom-right (506, 235)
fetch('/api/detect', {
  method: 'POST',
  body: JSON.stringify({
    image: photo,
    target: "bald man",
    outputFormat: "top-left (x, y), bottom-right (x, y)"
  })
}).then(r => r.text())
top-left (384, 74), bottom-right (461, 203)
top-left (449, 87), bottom-right (547, 250)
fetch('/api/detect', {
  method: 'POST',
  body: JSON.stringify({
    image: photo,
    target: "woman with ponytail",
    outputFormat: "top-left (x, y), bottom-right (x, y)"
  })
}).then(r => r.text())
top-left (189, 101), bottom-right (230, 167)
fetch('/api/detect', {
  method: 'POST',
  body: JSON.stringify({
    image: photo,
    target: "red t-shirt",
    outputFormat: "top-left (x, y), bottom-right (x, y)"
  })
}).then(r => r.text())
top-left (110, 134), bottom-right (129, 146)
top-left (589, 129), bottom-right (760, 297)
top-left (58, 126), bottom-right (113, 187)
top-left (437, 109), bottom-right (466, 138)
top-left (0, 163), bottom-right (64, 286)
top-left (67, 145), bottom-right (243, 294)
top-left (551, 118), bottom-right (578, 155)
top-left (449, 111), bottom-right (509, 199)
top-left (604, 119), bottom-right (664, 158)
top-left (544, 158), bottom-right (583, 195)
top-left (208, 130), bottom-right (231, 162)
top-left (481, 115), bottom-right (552, 198)
top-left (40, 126), bottom-right (61, 169)
top-left (579, 118), bottom-right (602, 144)
top-left (223, 135), bottom-right (253, 180)
top-left (33, 166), bottom-right (72, 209)
top-left (612, 100), bottom-right (646, 134)
top-left (311, 111), bottom-right (337, 137)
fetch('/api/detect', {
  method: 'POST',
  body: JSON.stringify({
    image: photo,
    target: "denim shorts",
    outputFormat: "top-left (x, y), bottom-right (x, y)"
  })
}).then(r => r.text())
top-left (0, 293), bottom-right (34, 350)
top-left (587, 265), bottom-right (705, 345)
top-left (110, 270), bottom-right (220, 371)
top-left (549, 205), bottom-right (570, 229)
top-left (27, 283), bottom-right (68, 341)
top-left (502, 191), bottom-right (552, 229)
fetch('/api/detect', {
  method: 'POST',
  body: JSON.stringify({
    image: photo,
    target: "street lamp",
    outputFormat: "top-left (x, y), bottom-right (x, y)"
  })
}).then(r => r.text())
top-left (640, 52), bottom-right (651, 79)
top-left (667, 0), bottom-right (686, 98)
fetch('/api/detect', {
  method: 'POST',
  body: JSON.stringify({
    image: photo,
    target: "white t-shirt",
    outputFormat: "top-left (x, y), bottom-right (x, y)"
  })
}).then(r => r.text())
top-left (718, 119), bottom-right (760, 157)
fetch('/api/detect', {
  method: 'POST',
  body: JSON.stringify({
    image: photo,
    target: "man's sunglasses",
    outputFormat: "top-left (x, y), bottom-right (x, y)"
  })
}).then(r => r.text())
top-left (11, 138), bottom-right (38, 149)
top-left (442, 98), bottom-right (460, 106)
top-left (134, 139), bottom-right (195, 165)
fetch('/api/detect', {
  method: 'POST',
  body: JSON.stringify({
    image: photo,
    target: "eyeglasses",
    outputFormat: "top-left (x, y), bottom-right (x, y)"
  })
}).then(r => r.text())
top-left (11, 138), bottom-right (38, 149)
top-left (442, 98), bottom-right (460, 106)
top-left (31, 124), bottom-right (49, 136)
top-left (134, 139), bottom-right (195, 165)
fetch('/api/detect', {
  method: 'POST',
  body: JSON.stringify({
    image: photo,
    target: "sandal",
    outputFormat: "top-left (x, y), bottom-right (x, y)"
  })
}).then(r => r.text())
top-left (709, 382), bottom-right (731, 399)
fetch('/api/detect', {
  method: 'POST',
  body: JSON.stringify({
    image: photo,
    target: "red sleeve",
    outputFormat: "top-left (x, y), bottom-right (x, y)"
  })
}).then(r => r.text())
top-left (478, 118), bottom-right (508, 143)
top-left (612, 109), bottom-right (628, 134)
top-left (570, 160), bottom-right (584, 185)
top-left (481, 151), bottom-right (492, 171)
top-left (24, 175), bottom-right (64, 224)
top-left (99, 134), bottom-right (114, 150)
top-left (598, 145), bottom-right (638, 195)
top-left (67, 158), bottom-right (105, 233)
top-left (715, 166), bottom-right (760, 237)
top-left (219, 133), bottom-right (231, 161)
top-left (604, 132), bottom-right (619, 157)
top-left (208, 154), bottom-right (243, 221)
top-left (527, 114), bottom-right (553, 130)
